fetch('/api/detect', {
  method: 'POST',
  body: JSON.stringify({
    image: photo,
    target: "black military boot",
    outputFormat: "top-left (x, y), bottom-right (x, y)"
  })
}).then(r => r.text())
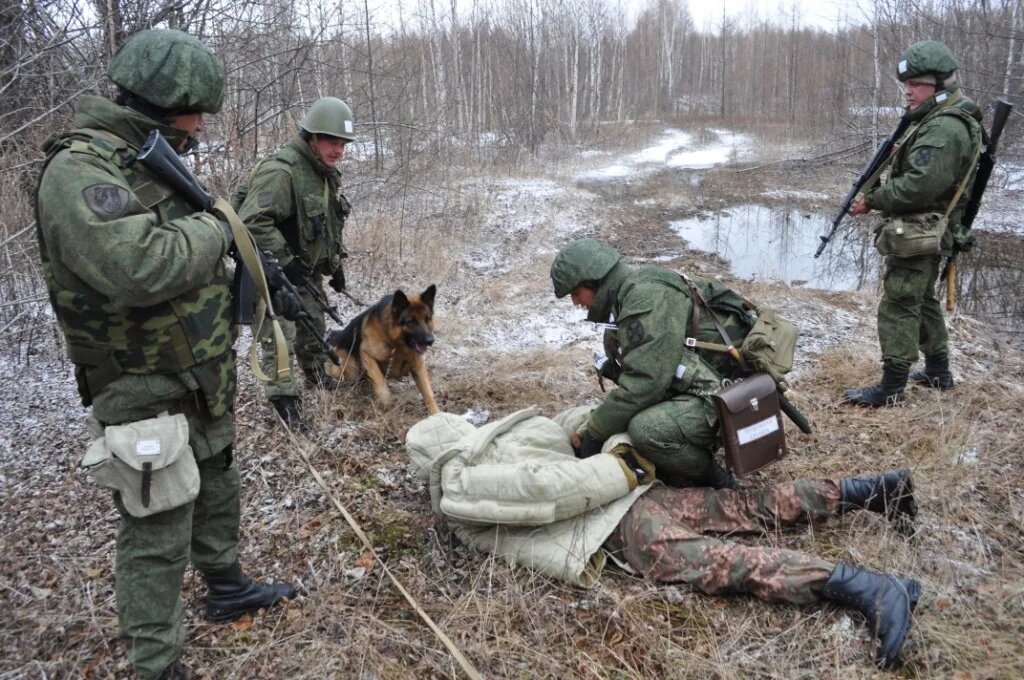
top-left (203, 561), bottom-right (297, 623)
top-left (303, 362), bottom-right (343, 390)
top-left (821, 563), bottom-right (920, 669)
top-left (270, 396), bottom-right (311, 437)
top-left (839, 469), bottom-right (917, 522)
top-left (843, 363), bottom-right (908, 407)
top-left (157, 661), bottom-right (190, 680)
top-left (909, 353), bottom-right (955, 390)
top-left (692, 459), bottom-right (739, 491)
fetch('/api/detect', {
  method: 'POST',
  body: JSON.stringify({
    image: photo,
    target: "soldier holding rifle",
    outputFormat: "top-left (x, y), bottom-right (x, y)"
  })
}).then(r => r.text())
top-left (841, 41), bottom-right (983, 406)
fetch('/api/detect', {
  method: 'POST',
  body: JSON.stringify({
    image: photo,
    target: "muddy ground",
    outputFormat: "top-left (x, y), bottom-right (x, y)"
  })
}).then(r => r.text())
top-left (2, 124), bottom-right (1023, 679)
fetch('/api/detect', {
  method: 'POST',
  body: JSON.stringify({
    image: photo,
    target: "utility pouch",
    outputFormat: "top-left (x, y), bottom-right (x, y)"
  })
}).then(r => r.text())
top-left (739, 309), bottom-right (797, 389)
top-left (712, 373), bottom-right (787, 476)
top-left (80, 413), bottom-right (199, 517)
top-left (874, 213), bottom-right (947, 258)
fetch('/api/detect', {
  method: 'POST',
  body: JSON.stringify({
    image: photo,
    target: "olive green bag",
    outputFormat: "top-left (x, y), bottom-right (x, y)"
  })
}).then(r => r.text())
top-left (81, 413), bottom-right (199, 517)
top-left (873, 212), bottom-right (948, 258)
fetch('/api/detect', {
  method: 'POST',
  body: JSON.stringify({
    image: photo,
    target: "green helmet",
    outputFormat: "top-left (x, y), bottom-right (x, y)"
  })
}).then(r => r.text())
top-left (897, 41), bottom-right (958, 83)
top-left (300, 97), bottom-right (356, 141)
top-left (550, 239), bottom-right (621, 298)
top-left (108, 29), bottom-right (225, 114)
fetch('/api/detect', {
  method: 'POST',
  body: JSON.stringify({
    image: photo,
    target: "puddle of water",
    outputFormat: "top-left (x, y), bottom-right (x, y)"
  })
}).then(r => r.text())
top-left (669, 204), bottom-right (879, 291)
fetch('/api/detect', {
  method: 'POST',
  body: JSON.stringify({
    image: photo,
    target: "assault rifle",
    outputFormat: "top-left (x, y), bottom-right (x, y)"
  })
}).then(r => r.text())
top-left (300, 278), bottom-right (345, 326)
top-left (941, 98), bottom-right (1014, 310)
top-left (814, 114), bottom-right (913, 258)
top-left (134, 130), bottom-right (340, 365)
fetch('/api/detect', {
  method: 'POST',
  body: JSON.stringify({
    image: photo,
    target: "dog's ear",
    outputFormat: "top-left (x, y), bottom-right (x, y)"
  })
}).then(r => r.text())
top-left (421, 284), bottom-right (437, 309)
top-left (392, 290), bottom-right (410, 317)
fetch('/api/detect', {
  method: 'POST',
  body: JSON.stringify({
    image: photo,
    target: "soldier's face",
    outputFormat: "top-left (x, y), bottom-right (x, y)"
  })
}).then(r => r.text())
top-left (168, 112), bottom-right (204, 152)
top-left (570, 286), bottom-right (596, 309)
top-left (903, 80), bottom-right (937, 110)
top-left (310, 136), bottom-right (347, 166)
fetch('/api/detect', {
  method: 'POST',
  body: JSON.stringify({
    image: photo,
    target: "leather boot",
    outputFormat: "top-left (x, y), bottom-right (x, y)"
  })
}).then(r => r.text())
top-left (909, 353), bottom-right (955, 390)
top-left (303, 362), bottom-right (343, 390)
top-left (157, 661), bottom-right (190, 680)
top-left (839, 469), bottom-right (917, 522)
top-left (270, 396), bottom-right (311, 437)
top-left (692, 459), bottom-right (738, 490)
top-left (203, 561), bottom-right (297, 623)
top-left (843, 363), bottom-right (908, 407)
top-left (821, 563), bottom-right (921, 669)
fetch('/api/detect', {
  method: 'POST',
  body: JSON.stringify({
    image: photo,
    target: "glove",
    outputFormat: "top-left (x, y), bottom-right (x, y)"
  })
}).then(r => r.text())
top-left (593, 353), bottom-right (622, 383)
top-left (282, 258), bottom-right (308, 287)
top-left (608, 443), bottom-right (655, 486)
top-left (575, 433), bottom-right (606, 459)
top-left (272, 287), bottom-right (305, 322)
top-left (329, 267), bottom-right (346, 293)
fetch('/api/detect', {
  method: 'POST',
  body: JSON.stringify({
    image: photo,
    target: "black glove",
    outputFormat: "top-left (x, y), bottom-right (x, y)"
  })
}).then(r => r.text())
top-left (282, 258), bottom-right (308, 287)
top-left (575, 434), bottom-right (606, 459)
top-left (271, 287), bottom-right (305, 322)
top-left (329, 267), bottom-right (346, 293)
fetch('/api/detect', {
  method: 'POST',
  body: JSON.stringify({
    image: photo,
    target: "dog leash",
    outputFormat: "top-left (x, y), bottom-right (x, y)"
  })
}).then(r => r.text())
top-left (287, 434), bottom-right (482, 680)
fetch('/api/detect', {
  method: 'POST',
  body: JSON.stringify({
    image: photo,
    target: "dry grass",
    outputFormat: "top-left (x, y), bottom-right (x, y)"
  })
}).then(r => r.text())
top-left (2, 124), bottom-right (1024, 680)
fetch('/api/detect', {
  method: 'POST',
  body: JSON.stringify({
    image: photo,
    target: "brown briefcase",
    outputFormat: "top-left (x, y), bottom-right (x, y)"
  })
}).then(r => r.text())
top-left (712, 373), bottom-right (787, 476)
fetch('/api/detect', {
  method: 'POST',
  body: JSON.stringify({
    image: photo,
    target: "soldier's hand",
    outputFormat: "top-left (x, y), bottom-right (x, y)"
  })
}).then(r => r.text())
top-left (329, 268), bottom-right (346, 293)
top-left (282, 258), bottom-right (308, 286)
top-left (271, 287), bottom-right (305, 322)
top-left (849, 197), bottom-right (870, 216)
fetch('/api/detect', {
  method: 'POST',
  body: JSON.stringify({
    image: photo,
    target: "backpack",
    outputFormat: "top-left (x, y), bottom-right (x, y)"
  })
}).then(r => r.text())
top-left (679, 273), bottom-right (797, 390)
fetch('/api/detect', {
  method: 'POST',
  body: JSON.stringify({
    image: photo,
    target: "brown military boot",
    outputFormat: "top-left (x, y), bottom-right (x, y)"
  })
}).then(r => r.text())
top-left (821, 563), bottom-right (920, 669)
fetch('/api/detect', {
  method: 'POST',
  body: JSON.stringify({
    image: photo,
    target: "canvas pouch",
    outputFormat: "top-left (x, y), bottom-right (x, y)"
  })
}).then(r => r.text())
top-left (81, 413), bottom-right (199, 517)
top-left (712, 373), bottom-right (787, 476)
top-left (874, 212), bottom-right (947, 258)
top-left (738, 308), bottom-right (797, 388)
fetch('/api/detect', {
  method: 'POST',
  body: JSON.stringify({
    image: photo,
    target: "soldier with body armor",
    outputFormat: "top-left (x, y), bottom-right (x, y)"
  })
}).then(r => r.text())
top-left (34, 30), bottom-right (294, 679)
top-left (234, 97), bottom-right (356, 433)
top-left (844, 41), bottom-right (982, 406)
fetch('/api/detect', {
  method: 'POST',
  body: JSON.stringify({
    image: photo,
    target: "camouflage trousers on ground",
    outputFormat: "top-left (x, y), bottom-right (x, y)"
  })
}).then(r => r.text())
top-left (878, 254), bottom-right (948, 370)
top-left (114, 448), bottom-right (241, 679)
top-left (627, 394), bottom-right (720, 487)
top-left (259, 283), bottom-right (328, 399)
top-left (606, 480), bottom-right (839, 604)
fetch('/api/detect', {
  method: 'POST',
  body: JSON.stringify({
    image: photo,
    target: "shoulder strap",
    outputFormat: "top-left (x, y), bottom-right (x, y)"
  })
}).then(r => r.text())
top-left (678, 273), bottom-right (749, 369)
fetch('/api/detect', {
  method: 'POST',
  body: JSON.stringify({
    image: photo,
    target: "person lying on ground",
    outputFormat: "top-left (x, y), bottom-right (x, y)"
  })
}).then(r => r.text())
top-left (405, 407), bottom-right (921, 669)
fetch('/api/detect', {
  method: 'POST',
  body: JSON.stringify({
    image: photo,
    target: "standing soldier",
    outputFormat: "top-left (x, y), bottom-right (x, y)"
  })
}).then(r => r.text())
top-left (35, 30), bottom-right (295, 679)
top-left (235, 97), bottom-right (356, 433)
top-left (844, 41), bottom-right (982, 406)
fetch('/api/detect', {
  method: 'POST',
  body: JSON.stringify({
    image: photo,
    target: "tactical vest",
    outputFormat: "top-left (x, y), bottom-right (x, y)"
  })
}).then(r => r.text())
top-left (35, 128), bottom-right (236, 416)
top-left (233, 142), bottom-right (349, 273)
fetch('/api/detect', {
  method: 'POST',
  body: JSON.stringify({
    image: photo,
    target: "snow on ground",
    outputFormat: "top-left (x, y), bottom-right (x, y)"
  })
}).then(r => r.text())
top-left (575, 128), bottom-right (750, 181)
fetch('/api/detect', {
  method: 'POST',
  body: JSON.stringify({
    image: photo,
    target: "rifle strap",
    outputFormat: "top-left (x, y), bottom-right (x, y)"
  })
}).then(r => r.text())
top-left (943, 142), bottom-right (983, 220)
top-left (680, 273), bottom-right (750, 370)
top-left (214, 198), bottom-right (290, 383)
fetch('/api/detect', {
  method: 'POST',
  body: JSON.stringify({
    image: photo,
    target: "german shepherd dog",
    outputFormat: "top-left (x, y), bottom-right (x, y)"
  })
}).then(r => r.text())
top-left (324, 285), bottom-right (440, 414)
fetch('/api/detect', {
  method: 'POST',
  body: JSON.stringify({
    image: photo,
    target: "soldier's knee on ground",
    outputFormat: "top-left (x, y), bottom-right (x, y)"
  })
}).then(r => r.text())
top-left (628, 414), bottom-right (716, 484)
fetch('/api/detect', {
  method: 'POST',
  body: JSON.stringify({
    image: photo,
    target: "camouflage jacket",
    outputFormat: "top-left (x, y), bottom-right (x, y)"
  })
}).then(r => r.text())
top-left (234, 136), bottom-right (349, 275)
top-left (35, 96), bottom-right (236, 418)
top-left (585, 263), bottom-right (723, 441)
top-left (865, 86), bottom-right (983, 254)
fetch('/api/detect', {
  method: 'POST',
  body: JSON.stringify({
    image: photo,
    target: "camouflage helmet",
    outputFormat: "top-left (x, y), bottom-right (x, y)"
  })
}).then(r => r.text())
top-left (108, 29), bottom-right (225, 114)
top-left (300, 97), bottom-right (356, 141)
top-left (550, 239), bottom-right (621, 298)
top-left (897, 41), bottom-right (958, 83)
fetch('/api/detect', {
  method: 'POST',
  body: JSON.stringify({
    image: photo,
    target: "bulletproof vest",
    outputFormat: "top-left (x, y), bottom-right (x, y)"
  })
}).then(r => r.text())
top-left (234, 142), bottom-right (349, 272)
top-left (36, 128), bottom-right (236, 415)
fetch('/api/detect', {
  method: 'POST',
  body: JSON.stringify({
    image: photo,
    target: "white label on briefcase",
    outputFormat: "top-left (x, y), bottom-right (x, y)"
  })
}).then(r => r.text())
top-left (737, 417), bottom-right (779, 445)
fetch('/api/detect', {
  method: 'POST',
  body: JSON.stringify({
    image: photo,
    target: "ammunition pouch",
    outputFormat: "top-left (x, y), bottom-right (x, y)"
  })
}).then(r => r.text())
top-left (874, 213), bottom-right (947, 258)
top-left (81, 413), bottom-right (199, 517)
top-left (712, 373), bottom-right (787, 476)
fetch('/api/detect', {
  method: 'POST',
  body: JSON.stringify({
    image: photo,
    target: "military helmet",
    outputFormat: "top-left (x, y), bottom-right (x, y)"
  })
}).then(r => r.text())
top-left (300, 97), bottom-right (356, 141)
top-left (108, 29), bottom-right (225, 114)
top-left (550, 239), bottom-right (621, 298)
top-left (897, 41), bottom-right (958, 83)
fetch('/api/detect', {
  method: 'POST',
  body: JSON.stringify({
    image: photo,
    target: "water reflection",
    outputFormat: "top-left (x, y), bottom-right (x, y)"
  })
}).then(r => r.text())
top-left (669, 204), bottom-right (880, 291)
top-left (958, 232), bottom-right (1024, 343)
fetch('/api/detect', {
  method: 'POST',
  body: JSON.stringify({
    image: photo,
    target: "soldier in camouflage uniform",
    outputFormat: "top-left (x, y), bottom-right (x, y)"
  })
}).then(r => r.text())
top-left (407, 410), bottom-right (923, 668)
top-left (550, 238), bottom-right (738, 489)
top-left (35, 30), bottom-right (294, 680)
top-left (845, 41), bottom-right (982, 406)
top-left (235, 97), bottom-right (356, 433)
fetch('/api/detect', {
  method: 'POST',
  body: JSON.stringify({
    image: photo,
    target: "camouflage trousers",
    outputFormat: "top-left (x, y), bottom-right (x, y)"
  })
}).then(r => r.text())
top-left (259, 282), bottom-right (328, 399)
top-left (606, 480), bottom-right (840, 604)
top-left (627, 394), bottom-right (720, 487)
top-left (878, 254), bottom-right (948, 370)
